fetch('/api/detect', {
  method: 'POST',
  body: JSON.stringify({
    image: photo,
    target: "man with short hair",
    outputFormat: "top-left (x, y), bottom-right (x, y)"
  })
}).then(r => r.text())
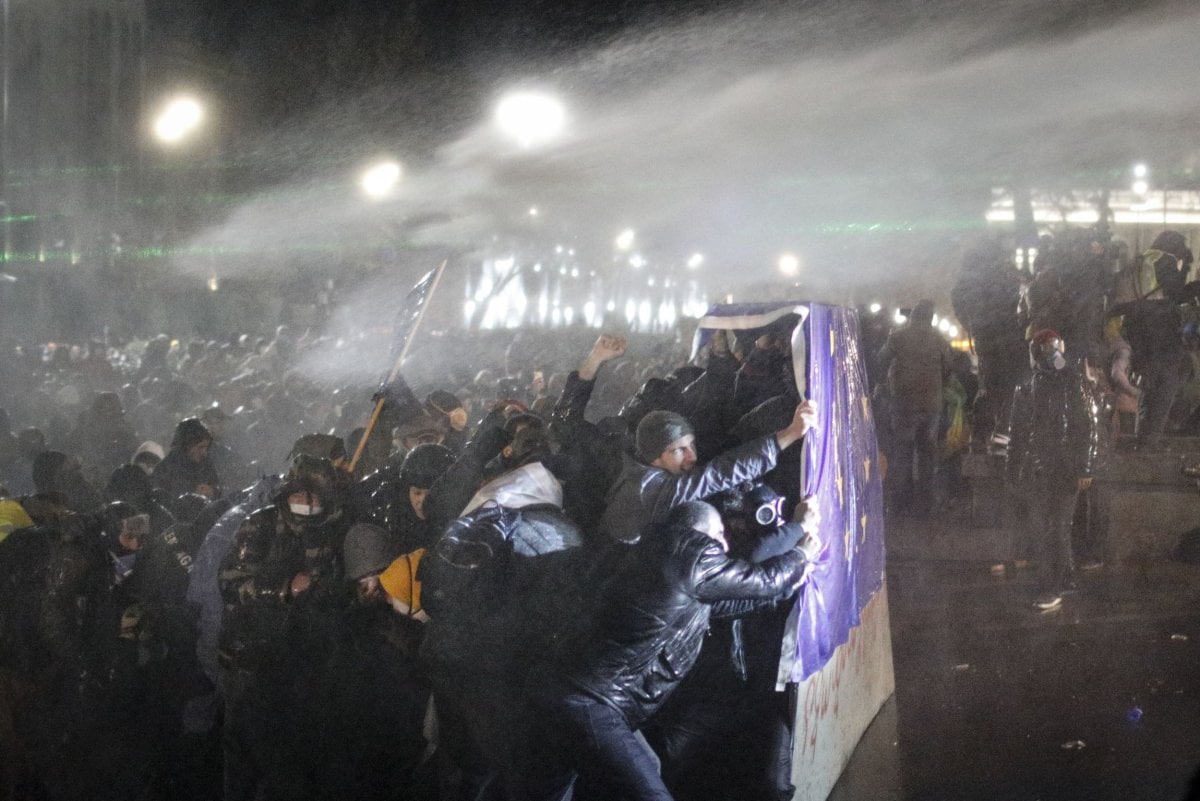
top-left (519, 500), bottom-right (810, 801)
top-left (600, 402), bottom-right (815, 543)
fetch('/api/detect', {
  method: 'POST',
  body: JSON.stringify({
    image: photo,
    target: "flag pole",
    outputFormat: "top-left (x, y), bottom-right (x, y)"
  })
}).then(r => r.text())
top-left (346, 259), bottom-right (448, 474)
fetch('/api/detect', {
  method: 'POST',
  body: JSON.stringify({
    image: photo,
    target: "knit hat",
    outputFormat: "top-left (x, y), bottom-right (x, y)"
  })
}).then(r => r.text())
top-left (635, 410), bottom-right (694, 463)
top-left (342, 522), bottom-right (403, 581)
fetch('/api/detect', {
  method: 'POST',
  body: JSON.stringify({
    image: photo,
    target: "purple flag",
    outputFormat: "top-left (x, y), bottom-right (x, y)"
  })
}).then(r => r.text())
top-left (691, 302), bottom-right (887, 684)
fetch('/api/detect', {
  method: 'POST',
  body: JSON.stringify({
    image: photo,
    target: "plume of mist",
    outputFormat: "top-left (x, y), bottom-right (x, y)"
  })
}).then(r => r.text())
top-left (174, 0), bottom-right (1200, 382)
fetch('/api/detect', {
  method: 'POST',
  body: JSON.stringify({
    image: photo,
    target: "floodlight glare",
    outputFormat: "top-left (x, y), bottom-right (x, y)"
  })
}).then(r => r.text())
top-left (360, 161), bottom-right (402, 199)
top-left (495, 90), bottom-right (567, 148)
top-left (154, 97), bottom-right (204, 143)
top-left (777, 253), bottom-right (800, 277)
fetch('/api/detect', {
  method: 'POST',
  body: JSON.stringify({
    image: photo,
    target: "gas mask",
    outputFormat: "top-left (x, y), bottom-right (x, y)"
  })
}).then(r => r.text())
top-left (1029, 332), bottom-right (1067, 373)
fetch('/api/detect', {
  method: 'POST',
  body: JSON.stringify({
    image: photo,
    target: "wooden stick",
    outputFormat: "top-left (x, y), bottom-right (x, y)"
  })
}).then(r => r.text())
top-left (346, 260), bottom-right (448, 474)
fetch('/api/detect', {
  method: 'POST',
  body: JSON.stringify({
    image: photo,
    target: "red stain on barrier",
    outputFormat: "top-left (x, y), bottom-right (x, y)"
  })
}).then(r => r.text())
top-left (797, 591), bottom-right (889, 762)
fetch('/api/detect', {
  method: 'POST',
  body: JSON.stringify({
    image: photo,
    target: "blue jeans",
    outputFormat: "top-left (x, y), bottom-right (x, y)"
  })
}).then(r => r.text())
top-left (519, 690), bottom-right (673, 801)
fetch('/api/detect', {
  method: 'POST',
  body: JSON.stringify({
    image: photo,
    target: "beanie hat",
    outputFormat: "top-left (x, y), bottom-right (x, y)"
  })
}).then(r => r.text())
top-left (342, 522), bottom-right (403, 581)
top-left (636, 410), bottom-right (694, 463)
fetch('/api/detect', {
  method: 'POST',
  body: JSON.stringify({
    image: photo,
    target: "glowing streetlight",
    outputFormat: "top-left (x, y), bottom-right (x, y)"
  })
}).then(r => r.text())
top-left (1132, 179), bottom-right (1149, 196)
top-left (360, 161), bottom-right (402, 199)
top-left (528, 206), bottom-right (539, 217)
top-left (495, 90), bottom-right (567, 148)
top-left (777, 252), bottom-right (800, 277)
top-left (154, 96), bottom-right (204, 143)
top-left (616, 228), bottom-right (636, 251)
top-left (687, 253), bottom-right (704, 269)
top-left (1133, 163), bottom-right (1148, 179)
top-left (869, 302), bottom-right (882, 314)
top-left (629, 254), bottom-right (646, 269)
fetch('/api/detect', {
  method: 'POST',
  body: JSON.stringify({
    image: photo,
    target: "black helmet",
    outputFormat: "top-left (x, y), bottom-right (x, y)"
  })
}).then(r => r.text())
top-left (172, 492), bottom-right (210, 525)
top-left (400, 443), bottom-right (455, 489)
top-left (101, 501), bottom-right (147, 548)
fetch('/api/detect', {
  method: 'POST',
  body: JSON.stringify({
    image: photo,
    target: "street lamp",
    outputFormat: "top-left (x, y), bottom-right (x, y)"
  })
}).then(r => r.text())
top-left (687, 253), bottom-right (704, 269)
top-left (360, 160), bottom-right (402, 199)
top-left (615, 228), bottom-right (636, 251)
top-left (495, 90), bottom-right (567, 149)
top-left (154, 96), bottom-right (204, 144)
top-left (777, 252), bottom-right (800, 277)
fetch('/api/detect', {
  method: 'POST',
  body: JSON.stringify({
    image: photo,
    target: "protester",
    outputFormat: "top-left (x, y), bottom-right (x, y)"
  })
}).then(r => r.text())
top-left (999, 330), bottom-right (1099, 611)
top-left (878, 299), bottom-right (953, 517)
top-left (517, 500), bottom-right (810, 801)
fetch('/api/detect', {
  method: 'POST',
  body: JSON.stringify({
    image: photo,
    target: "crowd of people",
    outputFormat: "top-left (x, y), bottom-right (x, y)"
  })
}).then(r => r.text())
top-left (0, 224), bottom-right (1194, 799)
top-left (869, 227), bottom-right (1195, 610)
top-left (0, 315), bottom-right (822, 801)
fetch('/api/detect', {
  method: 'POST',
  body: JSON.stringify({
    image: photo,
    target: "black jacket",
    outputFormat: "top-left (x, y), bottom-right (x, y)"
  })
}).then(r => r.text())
top-left (561, 520), bottom-right (804, 728)
top-left (600, 434), bottom-right (781, 544)
top-left (1003, 366), bottom-right (1100, 489)
top-left (217, 503), bottom-right (348, 674)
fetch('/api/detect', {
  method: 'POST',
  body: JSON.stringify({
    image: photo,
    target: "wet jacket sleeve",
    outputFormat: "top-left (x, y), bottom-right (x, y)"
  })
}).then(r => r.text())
top-left (1069, 375), bottom-right (1100, 479)
top-left (740, 521), bottom-right (804, 563)
top-left (652, 434), bottom-right (782, 515)
top-left (689, 539), bottom-right (805, 604)
top-left (1002, 383), bottom-right (1032, 485)
top-left (552, 371), bottom-right (595, 425)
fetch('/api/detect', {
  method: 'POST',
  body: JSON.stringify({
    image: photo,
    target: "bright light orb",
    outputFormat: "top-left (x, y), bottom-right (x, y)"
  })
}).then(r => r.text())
top-left (777, 253), bottom-right (800, 277)
top-left (154, 97), bottom-right (204, 143)
top-left (1133, 163), bottom-right (1148, 179)
top-left (1132, 180), bottom-right (1149, 196)
top-left (629, 254), bottom-right (647, 269)
top-left (495, 90), bottom-right (567, 148)
top-left (616, 229), bottom-right (636, 251)
top-left (869, 302), bottom-right (882, 314)
top-left (687, 253), bottom-right (704, 269)
top-left (361, 161), bottom-right (402, 199)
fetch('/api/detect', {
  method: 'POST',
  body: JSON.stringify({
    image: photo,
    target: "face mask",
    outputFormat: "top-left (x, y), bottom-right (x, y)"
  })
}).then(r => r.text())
top-left (289, 501), bottom-right (323, 517)
top-left (1033, 350), bottom-right (1066, 372)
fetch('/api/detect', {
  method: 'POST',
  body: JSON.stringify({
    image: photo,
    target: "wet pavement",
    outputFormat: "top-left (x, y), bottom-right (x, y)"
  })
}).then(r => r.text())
top-left (830, 514), bottom-right (1200, 801)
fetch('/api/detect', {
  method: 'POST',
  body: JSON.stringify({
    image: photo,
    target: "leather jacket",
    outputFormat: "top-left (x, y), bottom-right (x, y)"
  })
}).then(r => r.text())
top-left (562, 520), bottom-right (805, 728)
top-left (1003, 365), bottom-right (1099, 488)
top-left (600, 434), bottom-right (781, 544)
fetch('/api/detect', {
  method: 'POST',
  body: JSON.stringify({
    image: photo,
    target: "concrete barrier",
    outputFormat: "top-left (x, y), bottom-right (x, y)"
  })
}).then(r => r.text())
top-left (791, 585), bottom-right (896, 801)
